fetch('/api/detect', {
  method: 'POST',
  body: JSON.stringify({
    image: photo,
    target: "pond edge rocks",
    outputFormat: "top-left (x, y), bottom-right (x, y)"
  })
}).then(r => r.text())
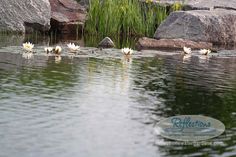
top-left (139, 0), bottom-right (236, 50)
top-left (136, 37), bottom-right (213, 51)
top-left (0, 0), bottom-right (87, 34)
top-left (154, 9), bottom-right (236, 45)
top-left (49, 0), bottom-right (87, 34)
top-left (0, 0), bottom-right (51, 33)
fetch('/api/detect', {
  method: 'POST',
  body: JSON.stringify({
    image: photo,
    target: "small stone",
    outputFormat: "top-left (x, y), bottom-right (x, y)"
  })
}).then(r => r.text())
top-left (98, 37), bottom-right (115, 48)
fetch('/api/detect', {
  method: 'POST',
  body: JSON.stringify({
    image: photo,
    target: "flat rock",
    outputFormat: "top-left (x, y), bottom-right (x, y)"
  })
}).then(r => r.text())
top-left (187, 0), bottom-right (236, 11)
top-left (98, 37), bottom-right (115, 48)
top-left (154, 10), bottom-right (236, 45)
top-left (136, 37), bottom-right (213, 50)
top-left (0, 0), bottom-right (51, 33)
top-left (49, 0), bottom-right (87, 34)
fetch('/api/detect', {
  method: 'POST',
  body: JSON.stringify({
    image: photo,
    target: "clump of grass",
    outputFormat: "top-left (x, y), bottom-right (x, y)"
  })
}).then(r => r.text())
top-left (141, 1), bottom-right (168, 36)
top-left (171, 2), bottom-right (183, 11)
top-left (85, 0), bottom-right (142, 36)
top-left (85, 0), bottom-right (181, 37)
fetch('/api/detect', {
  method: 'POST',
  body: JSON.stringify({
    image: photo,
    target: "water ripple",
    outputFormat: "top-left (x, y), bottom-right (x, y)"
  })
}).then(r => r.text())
top-left (0, 48), bottom-right (236, 157)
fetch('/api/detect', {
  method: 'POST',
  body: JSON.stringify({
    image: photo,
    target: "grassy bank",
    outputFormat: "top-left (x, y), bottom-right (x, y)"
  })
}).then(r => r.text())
top-left (85, 0), bottom-right (183, 38)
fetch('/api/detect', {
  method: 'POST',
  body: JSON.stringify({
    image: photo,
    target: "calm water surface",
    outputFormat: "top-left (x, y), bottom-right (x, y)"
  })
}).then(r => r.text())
top-left (0, 35), bottom-right (236, 157)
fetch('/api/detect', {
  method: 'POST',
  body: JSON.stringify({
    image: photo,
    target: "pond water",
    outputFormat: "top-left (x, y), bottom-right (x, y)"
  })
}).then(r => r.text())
top-left (0, 35), bottom-right (236, 157)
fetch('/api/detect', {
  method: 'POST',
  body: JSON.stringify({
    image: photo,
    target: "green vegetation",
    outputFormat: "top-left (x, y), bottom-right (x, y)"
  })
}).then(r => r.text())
top-left (171, 2), bottom-right (184, 11)
top-left (85, 0), bottom-right (183, 38)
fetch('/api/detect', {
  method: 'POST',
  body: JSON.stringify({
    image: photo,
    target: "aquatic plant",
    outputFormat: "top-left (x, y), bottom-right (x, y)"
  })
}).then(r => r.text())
top-left (183, 46), bottom-right (191, 54)
top-left (23, 42), bottom-right (34, 52)
top-left (44, 47), bottom-right (54, 54)
top-left (85, 0), bottom-right (182, 37)
top-left (199, 49), bottom-right (211, 55)
top-left (54, 46), bottom-right (62, 55)
top-left (67, 43), bottom-right (80, 52)
top-left (121, 48), bottom-right (133, 55)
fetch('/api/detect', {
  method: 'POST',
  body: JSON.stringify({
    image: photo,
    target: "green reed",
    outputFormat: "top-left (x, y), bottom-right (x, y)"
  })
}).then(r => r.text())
top-left (85, 0), bottom-right (182, 37)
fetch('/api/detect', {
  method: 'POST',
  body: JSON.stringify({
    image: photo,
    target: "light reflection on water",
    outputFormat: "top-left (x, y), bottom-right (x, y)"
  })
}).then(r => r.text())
top-left (0, 36), bottom-right (236, 157)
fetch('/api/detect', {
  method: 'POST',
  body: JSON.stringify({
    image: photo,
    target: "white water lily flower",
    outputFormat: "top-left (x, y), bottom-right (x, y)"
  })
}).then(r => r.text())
top-left (23, 42), bottom-right (34, 52)
top-left (183, 46), bottom-right (191, 54)
top-left (199, 49), bottom-right (211, 55)
top-left (67, 43), bottom-right (80, 52)
top-left (44, 47), bottom-right (53, 54)
top-left (121, 48), bottom-right (133, 55)
top-left (54, 46), bottom-right (62, 55)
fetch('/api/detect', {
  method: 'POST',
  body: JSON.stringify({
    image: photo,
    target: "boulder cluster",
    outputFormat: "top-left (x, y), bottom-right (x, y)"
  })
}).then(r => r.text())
top-left (1, 0), bottom-right (236, 49)
top-left (0, 0), bottom-right (87, 34)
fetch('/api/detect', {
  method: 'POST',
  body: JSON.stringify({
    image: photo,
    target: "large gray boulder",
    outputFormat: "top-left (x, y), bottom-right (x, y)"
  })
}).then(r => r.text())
top-left (0, 0), bottom-right (51, 33)
top-left (154, 9), bottom-right (236, 44)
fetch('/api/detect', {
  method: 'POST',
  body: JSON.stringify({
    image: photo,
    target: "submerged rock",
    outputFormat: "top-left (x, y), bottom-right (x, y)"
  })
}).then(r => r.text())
top-left (49, 0), bottom-right (87, 34)
top-left (98, 37), bottom-right (115, 48)
top-left (136, 37), bottom-right (213, 50)
top-left (154, 9), bottom-right (236, 45)
top-left (0, 0), bottom-right (51, 33)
